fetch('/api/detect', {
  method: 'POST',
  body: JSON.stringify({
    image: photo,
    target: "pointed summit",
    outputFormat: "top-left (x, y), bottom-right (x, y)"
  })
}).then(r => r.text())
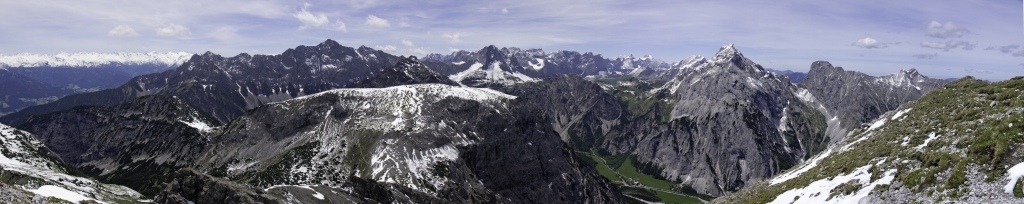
top-left (318, 39), bottom-right (342, 48)
top-left (712, 44), bottom-right (743, 61)
top-left (347, 56), bottom-right (457, 88)
top-left (901, 68), bottom-right (921, 77)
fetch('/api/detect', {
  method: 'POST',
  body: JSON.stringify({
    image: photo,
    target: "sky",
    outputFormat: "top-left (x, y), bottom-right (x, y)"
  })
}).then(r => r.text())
top-left (0, 0), bottom-right (1021, 80)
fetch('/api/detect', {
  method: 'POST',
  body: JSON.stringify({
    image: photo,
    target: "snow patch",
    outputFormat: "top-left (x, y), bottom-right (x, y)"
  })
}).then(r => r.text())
top-left (771, 148), bottom-right (833, 185)
top-left (528, 58), bottom-right (545, 70)
top-left (448, 62), bottom-right (484, 86)
top-left (769, 165), bottom-right (897, 204)
top-left (1004, 162), bottom-right (1024, 194)
top-left (795, 88), bottom-right (817, 103)
top-left (30, 185), bottom-right (93, 203)
top-left (914, 132), bottom-right (938, 150)
top-left (452, 61), bottom-right (465, 65)
top-left (891, 108), bottom-right (912, 120)
top-left (867, 117), bottom-right (887, 131)
top-left (181, 116), bottom-right (214, 133)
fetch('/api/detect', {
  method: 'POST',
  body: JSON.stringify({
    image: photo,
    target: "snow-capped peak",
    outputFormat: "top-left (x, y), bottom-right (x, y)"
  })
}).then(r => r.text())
top-left (0, 51), bottom-right (193, 68)
top-left (712, 44), bottom-right (741, 61)
top-left (875, 68), bottom-right (927, 89)
top-left (640, 54), bottom-right (655, 60)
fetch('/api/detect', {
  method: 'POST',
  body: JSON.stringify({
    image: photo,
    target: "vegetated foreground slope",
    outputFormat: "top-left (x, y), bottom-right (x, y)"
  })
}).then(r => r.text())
top-left (712, 76), bottom-right (1024, 203)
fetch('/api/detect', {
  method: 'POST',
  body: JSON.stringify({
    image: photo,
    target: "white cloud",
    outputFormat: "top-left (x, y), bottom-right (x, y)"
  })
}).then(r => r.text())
top-left (912, 53), bottom-right (937, 59)
top-left (920, 40), bottom-right (975, 51)
top-left (408, 47), bottom-right (429, 55)
top-left (449, 47), bottom-right (460, 52)
top-left (399, 22), bottom-right (411, 27)
top-left (107, 25), bottom-right (138, 37)
top-left (365, 15), bottom-right (390, 27)
top-left (502, 8), bottom-right (509, 14)
top-left (335, 21), bottom-right (347, 32)
top-left (853, 37), bottom-right (885, 49)
top-left (294, 8), bottom-right (328, 30)
top-left (925, 21), bottom-right (969, 39)
top-left (292, 6), bottom-right (346, 32)
top-left (156, 23), bottom-right (191, 38)
top-left (442, 33), bottom-right (462, 43)
top-left (375, 45), bottom-right (396, 52)
top-left (401, 39), bottom-right (414, 47)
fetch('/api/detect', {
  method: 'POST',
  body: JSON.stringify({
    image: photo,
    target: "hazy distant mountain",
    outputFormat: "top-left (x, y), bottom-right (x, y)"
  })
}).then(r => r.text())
top-left (0, 52), bottom-right (191, 117)
top-left (0, 68), bottom-right (74, 116)
top-left (766, 68), bottom-right (807, 83)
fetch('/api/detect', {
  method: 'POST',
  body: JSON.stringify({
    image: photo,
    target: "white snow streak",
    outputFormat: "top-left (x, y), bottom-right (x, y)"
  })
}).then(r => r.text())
top-left (769, 165), bottom-right (897, 204)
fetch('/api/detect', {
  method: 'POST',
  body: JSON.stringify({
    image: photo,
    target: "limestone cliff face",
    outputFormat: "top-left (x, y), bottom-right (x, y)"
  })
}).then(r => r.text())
top-left (797, 61), bottom-right (947, 143)
top-left (603, 45), bottom-right (828, 196)
top-left (502, 45), bottom-right (829, 197)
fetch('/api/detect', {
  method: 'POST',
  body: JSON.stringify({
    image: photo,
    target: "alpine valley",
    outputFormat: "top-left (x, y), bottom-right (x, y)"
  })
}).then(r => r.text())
top-left (1, 39), bottom-right (1020, 204)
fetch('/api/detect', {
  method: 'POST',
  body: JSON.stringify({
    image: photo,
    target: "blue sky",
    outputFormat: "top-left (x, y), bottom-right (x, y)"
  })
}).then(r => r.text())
top-left (0, 0), bottom-right (1021, 80)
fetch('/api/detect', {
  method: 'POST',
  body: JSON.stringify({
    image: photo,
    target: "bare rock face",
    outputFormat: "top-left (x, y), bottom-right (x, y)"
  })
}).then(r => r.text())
top-left (603, 45), bottom-right (828, 196)
top-left (191, 83), bottom-right (621, 203)
top-left (16, 95), bottom-right (219, 196)
top-left (507, 74), bottom-right (623, 150)
top-left (155, 169), bottom-right (283, 204)
top-left (797, 61), bottom-right (947, 143)
top-left (346, 56), bottom-right (458, 88)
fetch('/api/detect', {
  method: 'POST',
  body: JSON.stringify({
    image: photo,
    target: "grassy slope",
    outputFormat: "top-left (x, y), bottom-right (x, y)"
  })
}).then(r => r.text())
top-left (713, 76), bottom-right (1024, 203)
top-left (616, 156), bottom-right (675, 191)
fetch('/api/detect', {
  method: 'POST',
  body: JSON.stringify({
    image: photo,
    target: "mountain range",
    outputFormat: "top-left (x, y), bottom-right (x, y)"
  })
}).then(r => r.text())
top-left (0, 39), bottom-right (982, 203)
top-left (0, 52), bottom-right (191, 118)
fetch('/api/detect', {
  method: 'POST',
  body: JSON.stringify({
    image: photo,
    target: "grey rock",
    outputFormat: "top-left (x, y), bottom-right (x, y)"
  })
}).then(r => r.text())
top-left (797, 61), bottom-right (946, 143)
top-left (16, 95), bottom-right (219, 196)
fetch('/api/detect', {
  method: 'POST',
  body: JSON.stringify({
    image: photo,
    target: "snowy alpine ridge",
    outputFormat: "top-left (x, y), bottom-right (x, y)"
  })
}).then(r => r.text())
top-left (0, 51), bottom-right (193, 68)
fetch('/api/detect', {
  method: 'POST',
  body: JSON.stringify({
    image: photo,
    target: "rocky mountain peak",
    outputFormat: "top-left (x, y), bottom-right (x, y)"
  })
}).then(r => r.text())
top-left (347, 56), bottom-right (458, 88)
top-left (712, 44), bottom-right (742, 61)
top-left (807, 61), bottom-right (844, 74)
top-left (900, 68), bottom-right (921, 78)
top-left (317, 39), bottom-right (342, 48)
top-left (478, 45), bottom-right (506, 60)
